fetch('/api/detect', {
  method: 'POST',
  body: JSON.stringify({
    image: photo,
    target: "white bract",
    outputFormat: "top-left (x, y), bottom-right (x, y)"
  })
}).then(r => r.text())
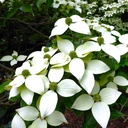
top-left (118, 34), bottom-right (128, 55)
top-left (0, 50), bottom-right (27, 66)
top-left (80, 60), bottom-right (110, 94)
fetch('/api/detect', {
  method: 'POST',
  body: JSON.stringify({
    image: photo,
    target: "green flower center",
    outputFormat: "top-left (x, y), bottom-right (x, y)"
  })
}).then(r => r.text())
top-left (69, 51), bottom-right (77, 59)
top-left (107, 28), bottom-right (111, 31)
top-left (49, 82), bottom-right (58, 91)
top-left (43, 54), bottom-right (51, 60)
top-left (43, 47), bottom-right (49, 52)
top-left (55, 1), bottom-right (59, 4)
top-left (93, 94), bottom-right (101, 102)
top-left (97, 37), bottom-right (104, 45)
top-left (22, 69), bottom-right (31, 78)
top-left (65, 17), bottom-right (72, 26)
top-left (107, 76), bottom-right (113, 82)
top-left (12, 55), bottom-right (17, 59)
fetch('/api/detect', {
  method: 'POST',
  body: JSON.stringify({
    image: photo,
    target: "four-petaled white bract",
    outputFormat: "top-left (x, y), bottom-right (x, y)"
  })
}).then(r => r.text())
top-left (71, 84), bottom-right (122, 128)
top-left (0, 50), bottom-right (27, 66)
top-left (5, 14), bottom-right (128, 128)
top-left (49, 15), bottom-right (91, 38)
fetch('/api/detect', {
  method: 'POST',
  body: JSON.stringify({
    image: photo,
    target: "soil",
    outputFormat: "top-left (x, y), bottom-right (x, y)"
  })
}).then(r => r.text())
top-left (61, 108), bottom-right (128, 128)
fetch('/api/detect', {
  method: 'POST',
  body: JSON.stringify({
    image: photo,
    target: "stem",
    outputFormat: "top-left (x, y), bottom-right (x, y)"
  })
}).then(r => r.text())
top-left (120, 98), bottom-right (128, 112)
top-left (0, 63), bottom-right (12, 72)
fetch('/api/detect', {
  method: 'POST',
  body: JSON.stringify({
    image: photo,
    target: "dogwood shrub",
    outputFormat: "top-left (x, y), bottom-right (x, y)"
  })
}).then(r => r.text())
top-left (3, 14), bottom-right (127, 128)
top-left (0, 0), bottom-right (128, 128)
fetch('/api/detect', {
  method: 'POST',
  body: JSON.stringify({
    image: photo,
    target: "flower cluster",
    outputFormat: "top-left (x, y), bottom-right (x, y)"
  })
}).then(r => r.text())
top-left (99, 0), bottom-right (128, 18)
top-left (85, 0), bottom-right (128, 32)
top-left (6, 15), bottom-right (128, 128)
top-left (52, 0), bottom-right (128, 33)
top-left (52, 0), bottom-right (87, 13)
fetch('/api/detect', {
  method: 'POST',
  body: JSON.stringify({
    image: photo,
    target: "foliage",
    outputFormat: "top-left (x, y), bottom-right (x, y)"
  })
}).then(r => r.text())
top-left (0, 0), bottom-right (128, 128)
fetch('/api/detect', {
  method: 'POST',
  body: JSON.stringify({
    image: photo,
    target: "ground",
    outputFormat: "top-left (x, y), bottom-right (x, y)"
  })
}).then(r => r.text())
top-left (61, 108), bottom-right (128, 128)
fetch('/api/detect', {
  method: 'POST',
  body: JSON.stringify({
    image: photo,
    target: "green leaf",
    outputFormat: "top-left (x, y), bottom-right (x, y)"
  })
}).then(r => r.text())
top-left (82, 111), bottom-right (98, 128)
top-left (0, 80), bottom-right (11, 94)
top-left (111, 109), bottom-right (125, 120)
top-left (101, 58), bottom-right (119, 71)
top-left (9, 94), bottom-right (20, 102)
top-left (5, 0), bottom-right (22, 19)
top-left (0, 107), bottom-right (8, 118)
top-left (46, 0), bottom-right (54, 8)
top-left (20, 4), bottom-right (34, 16)
top-left (36, 0), bottom-right (46, 9)
top-left (5, 8), bottom-right (19, 19)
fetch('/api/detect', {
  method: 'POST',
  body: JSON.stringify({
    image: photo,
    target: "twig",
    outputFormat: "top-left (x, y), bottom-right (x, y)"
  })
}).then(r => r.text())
top-left (0, 63), bottom-right (12, 72)
top-left (28, 25), bottom-right (49, 39)
top-left (120, 98), bottom-right (128, 112)
top-left (0, 17), bottom-right (51, 39)
top-left (0, 17), bottom-right (53, 26)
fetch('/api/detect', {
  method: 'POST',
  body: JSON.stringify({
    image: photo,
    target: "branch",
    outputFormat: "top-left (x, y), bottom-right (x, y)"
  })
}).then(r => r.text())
top-left (0, 63), bottom-right (12, 72)
top-left (0, 17), bottom-right (51, 39)
top-left (28, 25), bottom-right (49, 39)
top-left (0, 17), bottom-right (54, 26)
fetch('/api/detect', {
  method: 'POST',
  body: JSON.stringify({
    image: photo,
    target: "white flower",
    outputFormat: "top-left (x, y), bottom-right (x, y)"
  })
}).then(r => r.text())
top-left (15, 61), bottom-right (47, 94)
top-left (0, 50), bottom-right (27, 66)
top-left (101, 71), bottom-right (128, 87)
top-left (92, 33), bottom-right (120, 62)
top-left (52, 0), bottom-right (67, 8)
top-left (68, 1), bottom-right (82, 13)
top-left (49, 15), bottom-right (91, 37)
top-left (91, 23), bottom-right (123, 62)
top-left (27, 46), bottom-right (58, 60)
top-left (37, 80), bottom-right (81, 118)
top-left (0, 0), bottom-right (5, 3)
top-left (71, 84), bottom-right (122, 128)
top-left (11, 106), bottom-right (67, 128)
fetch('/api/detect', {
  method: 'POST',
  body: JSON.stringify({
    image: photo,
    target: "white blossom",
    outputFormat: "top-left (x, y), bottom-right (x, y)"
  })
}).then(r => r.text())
top-left (71, 84), bottom-right (122, 128)
top-left (0, 50), bottom-right (27, 66)
top-left (50, 15), bottom-right (91, 37)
